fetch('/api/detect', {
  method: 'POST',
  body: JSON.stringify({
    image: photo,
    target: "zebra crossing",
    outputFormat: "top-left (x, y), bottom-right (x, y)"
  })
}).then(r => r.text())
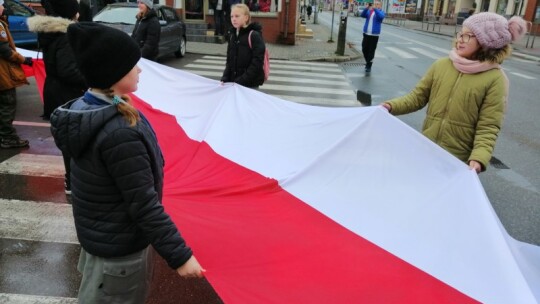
top-left (0, 144), bottom-right (80, 303)
top-left (351, 43), bottom-right (538, 81)
top-left (182, 56), bottom-right (361, 107)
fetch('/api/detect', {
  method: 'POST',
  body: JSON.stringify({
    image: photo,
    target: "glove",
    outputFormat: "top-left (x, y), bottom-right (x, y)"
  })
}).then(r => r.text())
top-left (23, 57), bottom-right (33, 66)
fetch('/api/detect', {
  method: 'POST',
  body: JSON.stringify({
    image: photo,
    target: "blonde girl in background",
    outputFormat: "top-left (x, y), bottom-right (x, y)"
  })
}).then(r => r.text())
top-left (221, 3), bottom-right (266, 88)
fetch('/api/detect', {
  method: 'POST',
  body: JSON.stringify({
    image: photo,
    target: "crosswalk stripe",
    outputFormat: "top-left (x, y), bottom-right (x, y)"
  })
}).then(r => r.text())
top-left (184, 56), bottom-right (358, 106)
top-left (0, 293), bottom-right (77, 304)
top-left (0, 199), bottom-right (77, 244)
top-left (184, 66), bottom-right (347, 80)
top-left (270, 59), bottom-right (345, 67)
top-left (194, 59), bottom-right (344, 73)
top-left (262, 84), bottom-right (354, 96)
top-left (260, 69), bottom-right (346, 79)
top-left (509, 72), bottom-right (536, 80)
top-left (186, 62), bottom-right (343, 73)
top-left (203, 55), bottom-right (344, 67)
top-left (182, 69), bottom-right (351, 85)
top-left (374, 46), bottom-right (450, 60)
top-left (273, 94), bottom-right (359, 107)
top-left (258, 62), bottom-right (342, 72)
top-left (182, 69), bottom-right (224, 78)
top-left (510, 57), bottom-right (531, 63)
top-left (258, 75), bottom-right (348, 86)
top-left (385, 47), bottom-right (417, 58)
top-left (384, 31), bottom-right (451, 53)
top-left (0, 154), bottom-right (64, 178)
top-left (195, 56), bottom-right (346, 74)
top-left (184, 63), bottom-right (225, 71)
top-left (409, 47), bottom-right (442, 59)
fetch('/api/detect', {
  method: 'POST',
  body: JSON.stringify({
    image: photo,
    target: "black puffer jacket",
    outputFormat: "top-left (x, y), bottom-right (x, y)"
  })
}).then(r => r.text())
top-left (221, 22), bottom-right (266, 88)
top-left (50, 97), bottom-right (193, 269)
top-left (131, 9), bottom-right (160, 60)
top-left (27, 16), bottom-right (87, 119)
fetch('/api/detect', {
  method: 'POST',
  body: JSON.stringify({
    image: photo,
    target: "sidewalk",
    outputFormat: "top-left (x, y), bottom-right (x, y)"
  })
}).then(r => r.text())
top-left (186, 15), bottom-right (540, 63)
top-left (186, 20), bottom-right (361, 61)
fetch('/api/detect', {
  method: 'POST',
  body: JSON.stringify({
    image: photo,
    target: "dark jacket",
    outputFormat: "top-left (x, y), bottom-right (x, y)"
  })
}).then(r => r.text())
top-left (221, 22), bottom-right (266, 88)
top-left (132, 9), bottom-right (161, 60)
top-left (50, 96), bottom-right (193, 269)
top-left (0, 17), bottom-right (28, 90)
top-left (27, 16), bottom-right (87, 119)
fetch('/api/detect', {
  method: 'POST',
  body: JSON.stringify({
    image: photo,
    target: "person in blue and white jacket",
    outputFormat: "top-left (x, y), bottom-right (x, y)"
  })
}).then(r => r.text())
top-left (360, 1), bottom-right (385, 72)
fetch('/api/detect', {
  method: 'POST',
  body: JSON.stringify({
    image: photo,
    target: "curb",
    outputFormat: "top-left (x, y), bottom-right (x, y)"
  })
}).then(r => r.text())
top-left (315, 54), bottom-right (362, 62)
top-left (301, 49), bottom-right (363, 62)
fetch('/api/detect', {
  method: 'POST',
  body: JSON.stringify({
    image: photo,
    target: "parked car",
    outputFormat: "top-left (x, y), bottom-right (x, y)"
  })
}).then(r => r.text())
top-left (4, 0), bottom-right (37, 46)
top-left (93, 3), bottom-right (187, 59)
top-left (20, 0), bottom-right (45, 15)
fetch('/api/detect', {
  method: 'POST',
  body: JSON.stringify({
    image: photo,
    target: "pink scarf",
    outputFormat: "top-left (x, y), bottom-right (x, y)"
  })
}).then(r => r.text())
top-left (449, 48), bottom-right (509, 105)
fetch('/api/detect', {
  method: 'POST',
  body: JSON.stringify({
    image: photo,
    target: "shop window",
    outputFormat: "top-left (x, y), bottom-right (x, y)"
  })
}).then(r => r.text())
top-left (496, 0), bottom-right (507, 15)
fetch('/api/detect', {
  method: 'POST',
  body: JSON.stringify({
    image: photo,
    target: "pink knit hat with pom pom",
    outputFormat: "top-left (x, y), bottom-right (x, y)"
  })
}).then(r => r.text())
top-left (463, 12), bottom-right (527, 49)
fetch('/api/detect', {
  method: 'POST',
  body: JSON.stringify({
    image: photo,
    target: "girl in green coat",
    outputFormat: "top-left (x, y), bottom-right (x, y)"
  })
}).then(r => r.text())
top-left (383, 13), bottom-right (527, 173)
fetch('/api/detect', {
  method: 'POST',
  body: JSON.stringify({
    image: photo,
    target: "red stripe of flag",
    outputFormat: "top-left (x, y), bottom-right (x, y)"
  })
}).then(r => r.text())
top-left (131, 95), bottom-right (479, 304)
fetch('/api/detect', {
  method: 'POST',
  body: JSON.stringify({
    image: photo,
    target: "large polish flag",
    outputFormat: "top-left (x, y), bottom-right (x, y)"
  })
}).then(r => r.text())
top-left (21, 50), bottom-right (540, 303)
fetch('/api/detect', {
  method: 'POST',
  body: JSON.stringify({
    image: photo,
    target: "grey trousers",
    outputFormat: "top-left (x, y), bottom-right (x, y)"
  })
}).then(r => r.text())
top-left (77, 246), bottom-right (154, 304)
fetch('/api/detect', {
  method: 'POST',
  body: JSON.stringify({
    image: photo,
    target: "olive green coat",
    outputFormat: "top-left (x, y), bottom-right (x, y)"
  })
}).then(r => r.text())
top-left (387, 58), bottom-right (506, 170)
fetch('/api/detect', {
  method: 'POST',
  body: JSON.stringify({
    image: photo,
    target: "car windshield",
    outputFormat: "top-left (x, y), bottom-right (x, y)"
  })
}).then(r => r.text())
top-left (93, 7), bottom-right (138, 25)
top-left (5, 0), bottom-right (33, 17)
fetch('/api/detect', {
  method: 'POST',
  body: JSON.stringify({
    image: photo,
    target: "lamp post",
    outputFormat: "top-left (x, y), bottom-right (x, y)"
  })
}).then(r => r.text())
top-left (313, 0), bottom-right (318, 24)
top-left (328, 0), bottom-right (335, 42)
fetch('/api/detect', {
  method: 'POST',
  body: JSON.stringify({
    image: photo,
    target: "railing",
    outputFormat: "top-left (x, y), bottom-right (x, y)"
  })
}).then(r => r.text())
top-left (525, 22), bottom-right (538, 48)
top-left (392, 13), bottom-right (407, 26)
top-left (383, 13), bottom-right (408, 27)
top-left (422, 15), bottom-right (441, 32)
top-left (454, 17), bottom-right (464, 34)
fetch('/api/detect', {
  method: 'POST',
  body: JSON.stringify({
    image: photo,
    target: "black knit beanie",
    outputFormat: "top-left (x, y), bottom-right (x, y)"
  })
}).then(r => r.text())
top-left (49, 0), bottom-right (79, 19)
top-left (67, 22), bottom-right (141, 89)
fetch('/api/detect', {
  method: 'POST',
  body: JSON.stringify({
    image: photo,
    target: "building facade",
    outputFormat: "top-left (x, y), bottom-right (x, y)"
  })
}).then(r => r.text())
top-left (162, 0), bottom-right (300, 43)
top-left (383, 0), bottom-right (538, 24)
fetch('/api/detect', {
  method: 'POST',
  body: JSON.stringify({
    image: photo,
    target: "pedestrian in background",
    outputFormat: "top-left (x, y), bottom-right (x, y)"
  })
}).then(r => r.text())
top-left (360, 1), bottom-right (384, 73)
top-left (306, 4), bottom-right (312, 20)
top-left (221, 4), bottom-right (266, 89)
top-left (132, 0), bottom-right (160, 61)
top-left (50, 22), bottom-right (205, 303)
top-left (28, 0), bottom-right (87, 194)
top-left (382, 13), bottom-right (527, 173)
top-left (209, 0), bottom-right (225, 36)
top-left (223, 0), bottom-right (237, 38)
top-left (0, 0), bottom-right (33, 149)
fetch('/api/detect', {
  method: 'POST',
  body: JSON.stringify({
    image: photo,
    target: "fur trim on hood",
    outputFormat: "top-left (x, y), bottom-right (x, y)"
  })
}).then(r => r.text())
top-left (27, 15), bottom-right (74, 33)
